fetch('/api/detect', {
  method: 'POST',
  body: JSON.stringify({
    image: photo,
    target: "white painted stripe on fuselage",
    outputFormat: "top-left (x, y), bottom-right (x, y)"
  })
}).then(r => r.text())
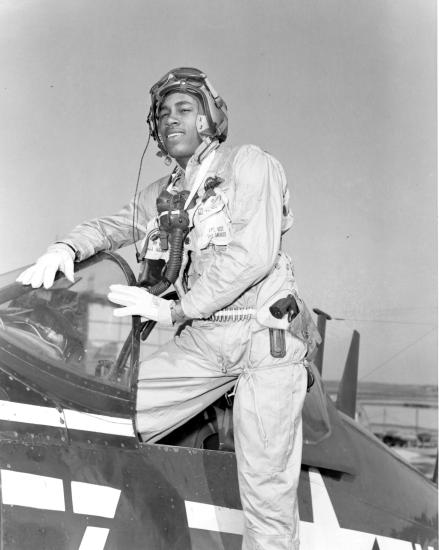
top-left (0, 400), bottom-right (63, 426)
top-left (78, 526), bottom-right (110, 550)
top-left (0, 470), bottom-right (65, 511)
top-left (0, 399), bottom-right (135, 437)
top-left (308, 466), bottom-right (340, 528)
top-left (375, 537), bottom-right (414, 549)
top-left (71, 481), bottom-right (121, 518)
top-left (185, 500), bottom-right (244, 535)
top-left (300, 520), bottom-right (375, 549)
top-left (63, 409), bottom-right (135, 437)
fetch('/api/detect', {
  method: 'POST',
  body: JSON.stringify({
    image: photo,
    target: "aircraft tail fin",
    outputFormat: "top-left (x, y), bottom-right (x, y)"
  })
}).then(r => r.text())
top-left (336, 330), bottom-right (360, 418)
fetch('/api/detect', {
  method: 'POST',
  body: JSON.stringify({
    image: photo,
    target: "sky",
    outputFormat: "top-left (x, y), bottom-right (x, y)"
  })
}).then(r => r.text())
top-left (0, 0), bottom-right (437, 385)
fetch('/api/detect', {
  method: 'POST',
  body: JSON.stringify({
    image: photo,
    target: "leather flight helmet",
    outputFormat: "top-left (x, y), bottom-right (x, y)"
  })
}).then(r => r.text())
top-left (147, 67), bottom-right (228, 157)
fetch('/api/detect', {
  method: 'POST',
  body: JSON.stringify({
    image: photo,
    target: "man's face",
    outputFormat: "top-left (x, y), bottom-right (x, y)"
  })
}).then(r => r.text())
top-left (158, 92), bottom-right (203, 168)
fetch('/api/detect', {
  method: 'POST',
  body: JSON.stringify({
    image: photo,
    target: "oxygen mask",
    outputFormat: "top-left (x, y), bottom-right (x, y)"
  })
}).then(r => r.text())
top-left (138, 188), bottom-right (192, 296)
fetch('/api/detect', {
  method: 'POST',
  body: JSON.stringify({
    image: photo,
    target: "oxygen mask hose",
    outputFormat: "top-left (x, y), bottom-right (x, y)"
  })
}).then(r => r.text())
top-left (147, 189), bottom-right (190, 296)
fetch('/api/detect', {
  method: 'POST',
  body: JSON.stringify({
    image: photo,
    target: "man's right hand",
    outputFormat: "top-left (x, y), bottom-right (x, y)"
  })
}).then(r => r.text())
top-left (16, 243), bottom-right (75, 289)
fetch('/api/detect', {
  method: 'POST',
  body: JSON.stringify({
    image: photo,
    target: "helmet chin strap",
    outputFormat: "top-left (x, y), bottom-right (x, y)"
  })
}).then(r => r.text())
top-left (155, 147), bottom-right (173, 165)
top-left (194, 136), bottom-right (220, 164)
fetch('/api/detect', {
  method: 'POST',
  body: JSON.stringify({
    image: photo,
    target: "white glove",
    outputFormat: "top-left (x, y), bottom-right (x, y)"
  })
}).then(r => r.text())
top-left (108, 284), bottom-right (173, 326)
top-left (16, 243), bottom-right (75, 289)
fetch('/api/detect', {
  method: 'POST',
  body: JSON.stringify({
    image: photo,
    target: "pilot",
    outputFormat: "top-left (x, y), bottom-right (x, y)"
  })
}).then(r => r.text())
top-left (17, 67), bottom-right (319, 550)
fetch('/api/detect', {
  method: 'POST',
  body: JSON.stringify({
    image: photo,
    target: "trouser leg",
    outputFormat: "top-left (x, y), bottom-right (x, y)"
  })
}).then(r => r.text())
top-left (234, 327), bottom-right (308, 550)
top-left (136, 321), bottom-right (240, 442)
top-left (136, 319), bottom-right (308, 549)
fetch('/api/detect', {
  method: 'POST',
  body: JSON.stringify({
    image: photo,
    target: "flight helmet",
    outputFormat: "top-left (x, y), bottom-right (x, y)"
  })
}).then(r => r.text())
top-left (147, 67), bottom-right (228, 157)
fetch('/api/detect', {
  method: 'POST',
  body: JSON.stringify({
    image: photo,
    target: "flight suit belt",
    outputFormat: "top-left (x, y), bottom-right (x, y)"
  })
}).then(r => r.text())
top-left (206, 307), bottom-right (256, 322)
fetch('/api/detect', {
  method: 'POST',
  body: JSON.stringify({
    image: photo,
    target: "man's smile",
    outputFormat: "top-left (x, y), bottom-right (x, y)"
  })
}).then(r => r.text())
top-left (166, 130), bottom-right (185, 140)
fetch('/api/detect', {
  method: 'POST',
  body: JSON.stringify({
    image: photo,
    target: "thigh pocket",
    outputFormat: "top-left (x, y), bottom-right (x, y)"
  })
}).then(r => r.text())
top-left (237, 364), bottom-right (303, 474)
top-left (236, 327), bottom-right (307, 473)
top-left (261, 367), bottom-right (296, 473)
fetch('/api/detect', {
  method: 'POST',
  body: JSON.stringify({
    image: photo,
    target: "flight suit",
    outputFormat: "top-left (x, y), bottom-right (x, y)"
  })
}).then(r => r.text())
top-left (62, 143), bottom-right (319, 550)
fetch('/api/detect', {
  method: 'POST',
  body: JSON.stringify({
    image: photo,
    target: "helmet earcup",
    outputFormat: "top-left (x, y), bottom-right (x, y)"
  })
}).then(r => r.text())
top-left (196, 114), bottom-right (210, 137)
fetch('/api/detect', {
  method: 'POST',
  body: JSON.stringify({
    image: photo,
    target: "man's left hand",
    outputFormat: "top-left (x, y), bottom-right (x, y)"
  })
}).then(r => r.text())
top-left (107, 284), bottom-right (173, 326)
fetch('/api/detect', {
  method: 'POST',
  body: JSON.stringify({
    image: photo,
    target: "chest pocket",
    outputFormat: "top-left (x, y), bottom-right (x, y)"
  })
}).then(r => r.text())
top-left (192, 191), bottom-right (232, 250)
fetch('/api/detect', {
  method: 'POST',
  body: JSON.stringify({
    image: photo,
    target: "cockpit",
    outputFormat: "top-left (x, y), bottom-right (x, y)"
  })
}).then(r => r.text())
top-left (0, 252), bottom-right (355, 474)
top-left (0, 257), bottom-right (131, 386)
